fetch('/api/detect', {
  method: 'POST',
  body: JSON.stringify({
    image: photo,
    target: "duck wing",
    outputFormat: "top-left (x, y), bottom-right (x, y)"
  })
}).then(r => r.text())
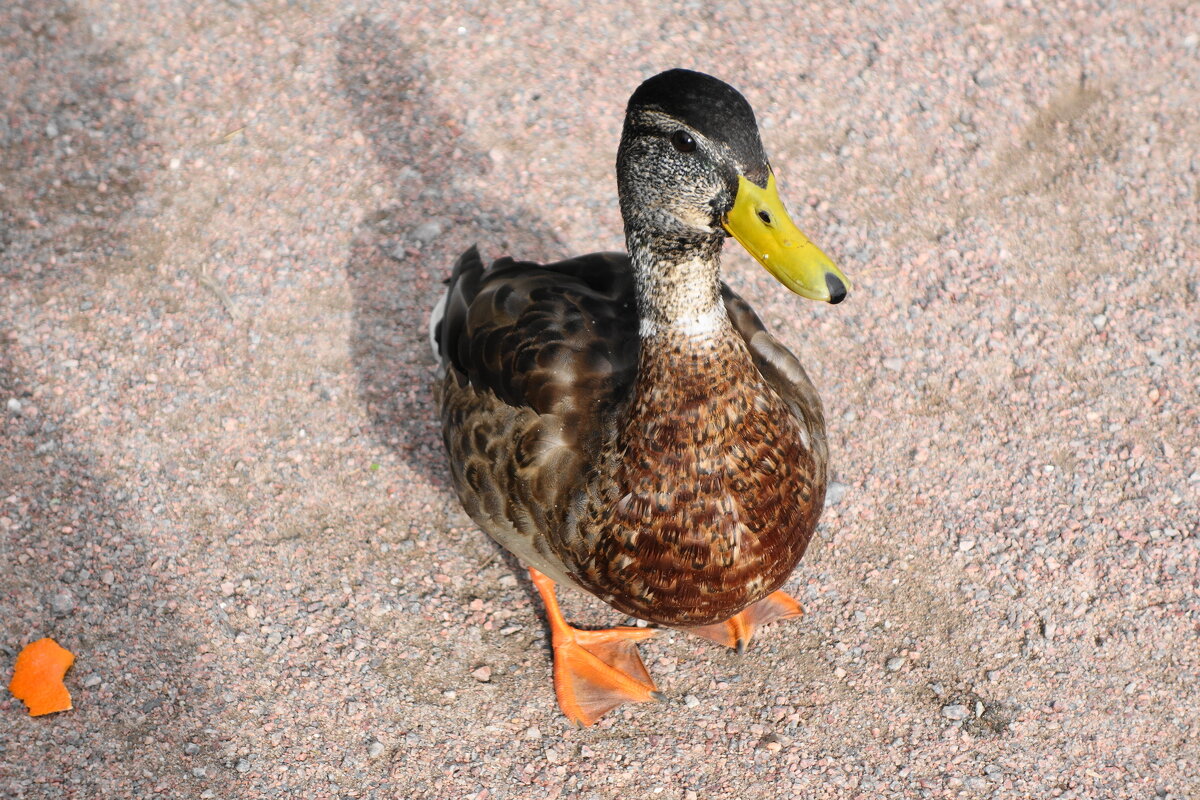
top-left (434, 247), bottom-right (640, 583)
top-left (436, 246), bottom-right (640, 432)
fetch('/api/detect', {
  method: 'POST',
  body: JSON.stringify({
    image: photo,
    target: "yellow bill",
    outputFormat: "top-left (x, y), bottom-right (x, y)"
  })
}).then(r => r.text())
top-left (723, 172), bottom-right (850, 304)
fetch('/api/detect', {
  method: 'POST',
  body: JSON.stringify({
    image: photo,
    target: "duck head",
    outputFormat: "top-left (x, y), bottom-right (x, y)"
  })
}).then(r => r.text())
top-left (617, 69), bottom-right (849, 304)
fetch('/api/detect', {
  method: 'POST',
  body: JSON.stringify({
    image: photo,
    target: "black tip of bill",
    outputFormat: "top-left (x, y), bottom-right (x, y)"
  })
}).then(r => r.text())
top-left (825, 272), bottom-right (847, 304)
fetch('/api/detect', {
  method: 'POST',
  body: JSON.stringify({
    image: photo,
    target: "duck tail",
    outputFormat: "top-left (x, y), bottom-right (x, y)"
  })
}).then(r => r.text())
top-left (430, 245), bottom-right (485, 363)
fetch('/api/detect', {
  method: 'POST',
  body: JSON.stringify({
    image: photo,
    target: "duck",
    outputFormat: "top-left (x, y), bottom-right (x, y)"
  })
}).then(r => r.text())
top-left (431, 69), bottom-right (849, 727)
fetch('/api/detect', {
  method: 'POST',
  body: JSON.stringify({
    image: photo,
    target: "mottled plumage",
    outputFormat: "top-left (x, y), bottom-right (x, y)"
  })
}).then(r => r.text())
top-left (431, 69), bottom-right (848, 724)
top-left (434, 249), bottom-right (827, 625)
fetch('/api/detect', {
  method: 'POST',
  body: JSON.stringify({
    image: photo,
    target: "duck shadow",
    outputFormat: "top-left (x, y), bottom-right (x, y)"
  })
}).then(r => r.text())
top-left (336, 21), bottom-right (578, 610)
top-left (336, 19), bottom-right (571, 496)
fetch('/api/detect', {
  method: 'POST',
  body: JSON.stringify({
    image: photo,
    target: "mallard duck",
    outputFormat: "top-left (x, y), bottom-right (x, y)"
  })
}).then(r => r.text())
top-left (431, 69), bottom-right (849, 726)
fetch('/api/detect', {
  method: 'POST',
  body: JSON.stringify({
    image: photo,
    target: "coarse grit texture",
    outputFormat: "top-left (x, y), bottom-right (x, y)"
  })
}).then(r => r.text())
top-left (1, 1), bottom-right (1197, 798)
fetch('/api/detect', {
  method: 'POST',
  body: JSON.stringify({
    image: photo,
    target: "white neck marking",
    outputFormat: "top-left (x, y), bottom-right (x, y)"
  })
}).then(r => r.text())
top-left (639, 305), bottom-right (726, 339)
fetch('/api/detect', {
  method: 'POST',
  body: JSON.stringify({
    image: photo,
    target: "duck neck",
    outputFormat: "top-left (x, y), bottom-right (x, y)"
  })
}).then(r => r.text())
top-left (627, 229), bottom-right (731, 342)
top-left (619, 228), bottom-right (765, 467)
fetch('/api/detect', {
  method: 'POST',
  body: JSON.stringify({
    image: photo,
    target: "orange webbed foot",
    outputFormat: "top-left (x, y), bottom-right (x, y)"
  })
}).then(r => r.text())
top-left (529, 568), bottom-right (661, 727)
top-left (683, 590), bottom-right (804, 653)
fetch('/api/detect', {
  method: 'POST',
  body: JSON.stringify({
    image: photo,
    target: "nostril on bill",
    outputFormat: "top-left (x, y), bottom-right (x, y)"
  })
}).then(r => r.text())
top-left (825, 273), bottom-right (847, 304)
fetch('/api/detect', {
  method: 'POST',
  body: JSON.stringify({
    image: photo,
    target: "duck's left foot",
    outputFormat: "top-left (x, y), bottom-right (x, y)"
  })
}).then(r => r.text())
top-left (683, 590), bottom-right (804, 653)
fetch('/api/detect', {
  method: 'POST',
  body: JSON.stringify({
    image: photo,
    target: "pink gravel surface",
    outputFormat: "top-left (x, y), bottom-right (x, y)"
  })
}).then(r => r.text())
top-left (1, 1), bottom-right (1197, 798)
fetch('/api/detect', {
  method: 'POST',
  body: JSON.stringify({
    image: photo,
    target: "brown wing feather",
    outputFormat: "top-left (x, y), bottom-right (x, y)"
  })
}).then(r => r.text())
top-left (434, 247), bottom-right (640, 587)
top-left (437, 247), bottom-right (640, 443)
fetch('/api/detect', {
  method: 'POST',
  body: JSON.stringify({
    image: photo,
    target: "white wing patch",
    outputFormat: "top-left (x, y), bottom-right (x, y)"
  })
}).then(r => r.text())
top-left (428, 286), bottom-right (449, 360)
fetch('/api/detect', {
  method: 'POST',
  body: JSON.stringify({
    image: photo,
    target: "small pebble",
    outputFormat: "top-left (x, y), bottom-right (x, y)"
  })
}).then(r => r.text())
top-left (942, 704), bottom-right (969, 720)
top-left (184, 743), bottom-right (200, 756)
top-left (824, 481), bottom-right (849, 507)
top-left (5, 398), bottom-right (20, 413)
top-left (367, 740), bottom-right (385, 759)
top-left (971, 67), bottom-right (996, 88)
top-left (524, 726), bottom-right (541, 740)
top-left (235, 758), bottom-right (251, 773)
top-left (412, 220), bottom-right (444, 244)
top-left (882, 357), bottom-right (904, 371)
top-left (886, 657), bottom-right (905, 672)
top-left (83, 674), bottom-right (102, 688)
top-left (684, 694), bottom-right (700, 708)
top-left (471, 666), bottom-right (492, 682)
top-left (50, 591), bottom-right (76, 615)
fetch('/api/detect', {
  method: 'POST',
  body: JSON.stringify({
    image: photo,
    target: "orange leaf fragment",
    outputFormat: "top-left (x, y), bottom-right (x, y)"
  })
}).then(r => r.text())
top-left (8, 637), bottom-right (75, 717)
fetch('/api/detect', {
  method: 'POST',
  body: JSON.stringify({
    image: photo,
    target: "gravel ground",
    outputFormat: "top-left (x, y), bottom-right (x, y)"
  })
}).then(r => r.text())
top-left (2, 1), bottom-right (1198, 798)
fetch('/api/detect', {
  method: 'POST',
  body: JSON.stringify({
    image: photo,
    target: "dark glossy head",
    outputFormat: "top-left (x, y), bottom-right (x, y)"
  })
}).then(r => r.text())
top-left (616, 69), bottom-right (770, 240)
top-left (626, 69), bottom-right (770, 183)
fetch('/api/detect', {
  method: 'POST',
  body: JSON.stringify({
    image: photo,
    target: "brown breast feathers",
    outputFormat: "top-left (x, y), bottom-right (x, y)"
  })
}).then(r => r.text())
top-left (569, 329), bottom-right (823, 626)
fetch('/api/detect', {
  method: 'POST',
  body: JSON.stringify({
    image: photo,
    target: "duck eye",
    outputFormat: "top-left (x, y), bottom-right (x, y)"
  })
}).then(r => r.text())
top-left (670, 130), bottom-right (697, 153)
